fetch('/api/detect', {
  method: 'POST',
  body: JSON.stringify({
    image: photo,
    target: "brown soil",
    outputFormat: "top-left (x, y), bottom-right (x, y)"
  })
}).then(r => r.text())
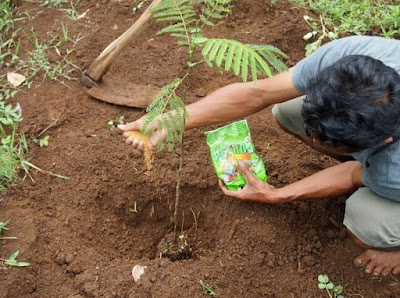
top-left (1, 1), bottom-right (399, 297)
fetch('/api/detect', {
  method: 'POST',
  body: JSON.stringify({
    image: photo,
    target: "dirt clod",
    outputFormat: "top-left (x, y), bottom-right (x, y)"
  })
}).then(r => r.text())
top-left (158, 233), bottom-right (191, 261)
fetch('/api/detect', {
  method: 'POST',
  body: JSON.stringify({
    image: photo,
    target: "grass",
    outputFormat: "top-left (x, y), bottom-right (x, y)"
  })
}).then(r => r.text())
top-left (291, 0), bottom-right (399, 55)
top-left (0, 2), bottom-right (77, 192)
top-left (292, 0), bottom-right (399, 36)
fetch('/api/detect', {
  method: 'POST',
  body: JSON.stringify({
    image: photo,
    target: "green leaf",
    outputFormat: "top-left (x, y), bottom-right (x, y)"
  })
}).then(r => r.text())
top-left (250, 54), bottom-right (257, 83)
top-left (233, 46), bottom-right (243, 76)
top-left (208, 39), bottom-right (223, 61)
top-left (318, 283), bottom-right (326, 290)
top-left (241, 49), bottom-right (249, 82)
top-left (192, 36), bottom-right (208, 45)
top-left (8, 250), bottom-right (19, 261)
top-left (202, 39), bottom-right (217, 56)
top-left (224, 43), bottom-right (236, 71)
top-left (215, 42), bottom-right (228, 68)
top-left (200, 14), bottom-right (214, 26)
top-left (318, 274), bottom-right (328, 283)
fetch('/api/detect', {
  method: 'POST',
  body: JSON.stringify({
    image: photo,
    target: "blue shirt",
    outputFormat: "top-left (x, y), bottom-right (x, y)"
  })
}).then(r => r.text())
top-left (292, 36), bottom-right (400, 202)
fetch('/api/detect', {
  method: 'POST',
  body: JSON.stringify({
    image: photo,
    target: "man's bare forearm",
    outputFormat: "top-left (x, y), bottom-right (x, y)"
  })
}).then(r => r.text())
top-left (185, 68), bottom-right (302, 130)
top-left (276, 161), bottom-right (364, 203)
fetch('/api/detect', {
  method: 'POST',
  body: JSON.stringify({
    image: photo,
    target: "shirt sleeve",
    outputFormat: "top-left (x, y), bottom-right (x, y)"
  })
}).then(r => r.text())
top-left (291, 36), bottom-right (383, 93)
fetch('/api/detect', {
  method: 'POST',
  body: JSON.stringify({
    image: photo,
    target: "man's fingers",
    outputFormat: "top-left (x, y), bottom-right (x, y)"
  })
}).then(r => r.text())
top-left (238, 161), bottom-right (256, 182)
top-left (150, 130), bottom-right (167, 147)
top-left (118, 122), bottom-right (139, 132)
top-left (218, 180), bottom-right (245, 199)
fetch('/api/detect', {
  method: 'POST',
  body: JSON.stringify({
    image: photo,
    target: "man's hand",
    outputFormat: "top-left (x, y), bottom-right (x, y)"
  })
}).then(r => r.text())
top-left (118, 117), bottom-right (166, 151)
top-left (219, 161), bottom-right (286, 204)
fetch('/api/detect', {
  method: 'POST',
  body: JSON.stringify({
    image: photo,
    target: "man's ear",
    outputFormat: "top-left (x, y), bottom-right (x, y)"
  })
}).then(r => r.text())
top-left (379, 137), bottom-right (394, 146)
top-left (312, 136), bottom-right (321, 144)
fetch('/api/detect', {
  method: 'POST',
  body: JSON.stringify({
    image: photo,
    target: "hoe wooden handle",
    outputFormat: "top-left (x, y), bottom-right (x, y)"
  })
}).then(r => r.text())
top-left (84, 0), bottom-right (163, 83)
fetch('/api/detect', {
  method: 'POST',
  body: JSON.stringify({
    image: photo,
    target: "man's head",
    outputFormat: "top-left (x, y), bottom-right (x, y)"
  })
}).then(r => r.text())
top-left (302, 55), bottom-right (400, 153)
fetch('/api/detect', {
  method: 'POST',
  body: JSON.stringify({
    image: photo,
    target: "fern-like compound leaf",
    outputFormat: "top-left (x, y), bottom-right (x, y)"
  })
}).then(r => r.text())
top-left (151, 0), bottom-right (197, 45)
top-left (201, 0), bottom-right (233, 27)
top-left (202, 39), bottom-right (288, 82)
top-left (142, 77), bottom-right (189, 151)
top-left (202, 39), bottom-right (217, 56)
top-left (208, 39), bottom-right (223, 61)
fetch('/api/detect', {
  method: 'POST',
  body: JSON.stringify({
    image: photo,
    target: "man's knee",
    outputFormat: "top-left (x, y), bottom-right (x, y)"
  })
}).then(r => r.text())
top-left (271, 96), bottom-right (306, 136)
top-left (344, 188), bottom-right (400, 248)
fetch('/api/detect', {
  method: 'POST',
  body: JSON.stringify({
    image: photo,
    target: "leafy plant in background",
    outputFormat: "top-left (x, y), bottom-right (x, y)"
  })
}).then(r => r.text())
top-left (132, 0), bottom-right (151, 14)
top-left (140, 0), bottom-right (287, 250)
top-left (291, 0), bottom-right (399, 55)
top-left (107, 116), bottom-right (125, 131)
top-left (0, 220), bottom-right (17, 240)
top-left (0, 1), bottom-right (74, 192)
top-left (18, 28), bottom-right (82, 87)
top-left (0, 0), bottom-right (24, 70)
top-left (0, 221), bottom-right (28, 269)
top-left (318, 274), bottom-right (344, 298)
top-left (302, 15), bottom-right (338, 56)
top-left (33, 135), bottom-right (50, 147)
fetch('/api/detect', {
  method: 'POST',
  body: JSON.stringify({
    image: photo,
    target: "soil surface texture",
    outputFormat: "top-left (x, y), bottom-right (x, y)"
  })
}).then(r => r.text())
top-left (1, 0), bottom-right (399, 297)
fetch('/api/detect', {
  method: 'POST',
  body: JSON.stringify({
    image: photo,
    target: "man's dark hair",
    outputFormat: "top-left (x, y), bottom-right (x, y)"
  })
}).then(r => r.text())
top-left (302, 55), bottom-right (400, 151)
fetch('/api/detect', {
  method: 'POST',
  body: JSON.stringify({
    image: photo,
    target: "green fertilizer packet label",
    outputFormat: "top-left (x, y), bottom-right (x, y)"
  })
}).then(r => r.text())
top-left (205, 120), bottom-right (267, 191)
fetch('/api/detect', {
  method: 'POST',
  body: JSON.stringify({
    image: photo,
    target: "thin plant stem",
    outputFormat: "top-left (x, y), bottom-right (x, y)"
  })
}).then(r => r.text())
top-left (173, 129), bottom-right (185, 243)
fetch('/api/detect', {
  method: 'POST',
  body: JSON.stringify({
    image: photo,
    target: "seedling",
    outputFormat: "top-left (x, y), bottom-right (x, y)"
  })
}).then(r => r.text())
top-left (140, 0), bottom-right (287, 256)
top-left (0, 220), bottom-right (17, 240)
top-left (318, 274), bottom-right (344, 298)
top-left (2, 250), bottom-right (30, 267)
top-left (302, 15), bottom-right (338, 56)
top-left (33, 135), bottom-right (50, 147)
top-left (132, 0), bottom-right (150, 14)
top-left (199, 280), bottom-right (217, 297)
top-left (129, 201), bottom-right (138, 213)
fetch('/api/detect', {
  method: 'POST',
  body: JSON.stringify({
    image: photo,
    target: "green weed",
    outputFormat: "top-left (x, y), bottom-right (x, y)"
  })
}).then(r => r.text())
top-left (199, 280), bottom-right (217, 297)
top-left (2, 250), bottom-right (30, 267)
top-left (132, 0), bottom-right (151, 14)
top-left (0, 220), bottom-right (17, 240)
top-left (41, 0), bottom-right (68, 8)
top-left (0, 0), bottom-right (24, 69)
top-left (32, 135), bottom-right (50, 147)
top-left (107, 116), bottom-right (125, 131)
top-left (318, 274), bottom-right (344, 298)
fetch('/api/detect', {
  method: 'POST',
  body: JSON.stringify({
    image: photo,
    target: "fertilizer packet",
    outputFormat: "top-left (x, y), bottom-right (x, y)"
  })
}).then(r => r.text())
top-left (205, 120), bottom-right (267, 190)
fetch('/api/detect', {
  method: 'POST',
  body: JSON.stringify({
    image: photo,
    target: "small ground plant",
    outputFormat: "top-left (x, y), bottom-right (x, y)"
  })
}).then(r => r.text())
top-left (138, 0), bottom-right (287, 257)
top-left (2, 250), bottom-right (30, 267)
top-left (199, 280), bottom-right (217, 297)
top-left (0, 221), bottom-right (29, 268)
top-left (318, 274), bottom-right (344, 298)
top-left (1, 3), bottom-right (79, 191)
